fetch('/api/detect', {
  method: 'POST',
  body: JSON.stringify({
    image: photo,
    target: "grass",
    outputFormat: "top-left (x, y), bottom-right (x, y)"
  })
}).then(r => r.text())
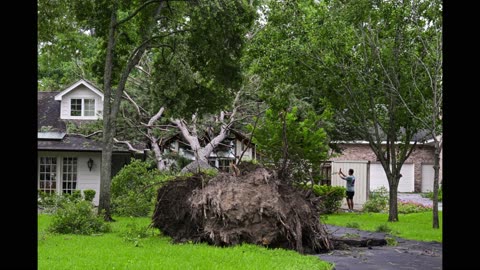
top-left (322, 211), bottom-right (442, 242)
top-left (38, 215), bottom-right (333, 270)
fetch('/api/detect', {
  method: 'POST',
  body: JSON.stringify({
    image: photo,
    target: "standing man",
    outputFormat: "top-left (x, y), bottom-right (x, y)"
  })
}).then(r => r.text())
top-left (339, 168), bottom-right (355, 212)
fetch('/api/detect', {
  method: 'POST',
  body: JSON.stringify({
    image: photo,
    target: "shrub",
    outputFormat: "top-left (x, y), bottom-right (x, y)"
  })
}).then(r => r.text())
top-left (83, 189), bottom-right (96, 202)
top-left (48, 200), bottom-right (111, 235)
top-left (397, 200), bottom-right (432, 214)
top-left (111, 159), bottom-right (173, 217)
top-left (311, 185), bottom-right (346, 214)
top-left (38, 191), bottom-right (75, 213)
top-left (363, 187), bottom-right (389, 213)
top-left (422, 187), bottom-right (442, 202)
top-left (67, 190), bottom-right (82, 202)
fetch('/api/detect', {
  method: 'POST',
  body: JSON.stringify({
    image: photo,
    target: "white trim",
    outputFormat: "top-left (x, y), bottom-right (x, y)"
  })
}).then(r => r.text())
top-left (332, 140), bottom-right (420, 145)
top-left (37, 132), bottom-right (66, 139)
top-left (69, 98), bottom-right (97, 118)
top-left (332, 160), bottom-right (369, 164)
top-left (54, 79), bottom-right (104, 101)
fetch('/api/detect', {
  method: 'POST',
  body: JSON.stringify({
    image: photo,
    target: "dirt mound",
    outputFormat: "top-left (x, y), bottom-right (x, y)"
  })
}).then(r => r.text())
top-left (152, 166), bottom-right (333, 254)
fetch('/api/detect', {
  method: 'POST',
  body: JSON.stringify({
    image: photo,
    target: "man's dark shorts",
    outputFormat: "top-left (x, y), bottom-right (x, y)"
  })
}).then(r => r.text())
top-left (346, 191), bottom-right (355, 199)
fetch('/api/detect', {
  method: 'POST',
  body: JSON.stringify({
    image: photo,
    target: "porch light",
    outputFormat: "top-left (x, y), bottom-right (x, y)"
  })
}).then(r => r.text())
top-left (87, 158), bottom-right (94, 171)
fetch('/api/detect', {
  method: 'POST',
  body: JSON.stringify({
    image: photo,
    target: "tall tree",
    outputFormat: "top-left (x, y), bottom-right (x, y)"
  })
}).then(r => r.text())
top-left (391, 0), bottom-right (442, 228)
top-left (39, 0), bottom-right (255, 220)
top-left (97, 0), bottom-right (253, 220)
top-left (245, 0), bottom-right (435, 222)
top-left (308, 0), bottom-right (436, 222)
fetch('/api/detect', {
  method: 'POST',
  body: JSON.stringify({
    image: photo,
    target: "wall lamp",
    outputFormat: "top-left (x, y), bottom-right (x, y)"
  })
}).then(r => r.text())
top-left (87, 158), bottom-right (94, 171)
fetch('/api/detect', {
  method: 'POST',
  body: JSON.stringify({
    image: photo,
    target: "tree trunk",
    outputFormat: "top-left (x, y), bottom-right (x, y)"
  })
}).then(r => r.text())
top-left (98, 2), bottom-right (117, 221)
top-left (388, 176), bottom-right (400, 222)
top-left (432, 140), bottom-right (440, 229)
top-left (148, 107), bottom-right (166, 171)
top-left (152, 141), bottom-right (166, 170)
top-left (99, 131), bottom-right (114, 221)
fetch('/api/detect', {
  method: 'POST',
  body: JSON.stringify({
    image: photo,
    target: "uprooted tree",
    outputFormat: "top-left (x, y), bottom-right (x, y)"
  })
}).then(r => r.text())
top-left (152, 163), bottom-right (334, 254)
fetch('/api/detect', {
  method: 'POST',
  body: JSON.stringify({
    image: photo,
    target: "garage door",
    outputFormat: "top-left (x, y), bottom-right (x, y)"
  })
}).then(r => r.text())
top-left (370, 163), bottom-right (414, 192)
top-left (421, 164), bottom-right (434, 192)
top-left (331, 160), bottom-right (369, 208)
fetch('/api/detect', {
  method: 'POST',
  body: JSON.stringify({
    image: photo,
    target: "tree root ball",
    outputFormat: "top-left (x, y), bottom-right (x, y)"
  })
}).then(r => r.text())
top-left (152, 165), bottom-right (333, 254)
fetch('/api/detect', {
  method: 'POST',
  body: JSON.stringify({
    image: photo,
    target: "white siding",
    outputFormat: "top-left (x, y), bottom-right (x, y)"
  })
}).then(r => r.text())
top-left (370, 163), bottom-right (415, 192)
top-left (60, 85), bottom-right (103, 120)
top-left (331, 160), bottom-right (370, 208)
top-left (235, 140), bottom-right (253, 161)
top-left (421, 164), bottom-right (435, 192)
top-left (38, 151), bottom-right (102, 205)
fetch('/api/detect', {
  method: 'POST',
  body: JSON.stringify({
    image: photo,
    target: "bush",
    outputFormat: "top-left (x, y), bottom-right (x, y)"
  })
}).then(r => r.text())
top-left (397, 201), bottom-right (432, 214)
top-left (38, 191), bottom-right (80, 213)
top-left (311, 185), bottom-right (346, 214)
top-left (111, 159), bottom-right (173, 217)
top-left (48, 200), bottom-right (111, 235)
top-left (68, 190), bottom-right (82, 202)
top-left (422, 187), bottom-right (442, 202)
top-left (83, 189), bottom-right (96, 202)
top-left (363, 187), bottom-right (389, 213)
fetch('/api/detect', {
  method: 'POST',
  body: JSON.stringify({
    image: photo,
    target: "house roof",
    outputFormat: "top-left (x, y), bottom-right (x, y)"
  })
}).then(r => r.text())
top-left (38, 134), bottom-right (130, 153)
top-left (38, 92), bottom-right (66, 132)
top-left (38, 81), bottom-right (142, 153)
top-left (54, 79), bottom-right (104, 101)
top-left (332, 129), bottom-right (436, 145)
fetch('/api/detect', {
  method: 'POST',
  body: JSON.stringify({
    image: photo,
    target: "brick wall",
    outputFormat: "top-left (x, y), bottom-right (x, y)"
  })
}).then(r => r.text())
top-left (330, 143), bottom-right (437, 192)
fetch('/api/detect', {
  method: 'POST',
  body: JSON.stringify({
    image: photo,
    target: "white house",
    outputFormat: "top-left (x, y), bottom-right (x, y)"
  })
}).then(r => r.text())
top-left (38, 79), bottom-right (257, 205)
top-left (38, 79), bottom-right (141, 205)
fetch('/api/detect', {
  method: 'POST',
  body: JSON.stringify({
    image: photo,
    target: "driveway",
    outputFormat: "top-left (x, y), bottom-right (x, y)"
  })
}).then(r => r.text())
top-left (318, 193), bottom-right (443, 270)
top-left (316, 224), bottom-right (442, 270)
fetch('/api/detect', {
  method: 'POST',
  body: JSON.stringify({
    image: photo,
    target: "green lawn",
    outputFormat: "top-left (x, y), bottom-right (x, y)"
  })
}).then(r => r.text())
top-left (38, 215), bottom-right (333, 270)
top-left (322, 211), bottom-right (442, 242)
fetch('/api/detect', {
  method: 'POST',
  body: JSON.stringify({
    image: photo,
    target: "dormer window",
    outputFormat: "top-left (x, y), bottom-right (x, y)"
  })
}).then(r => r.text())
top-left (84, 99), bottom-right (95, 116)
top-left (70, 98), bottom-right (96, 117)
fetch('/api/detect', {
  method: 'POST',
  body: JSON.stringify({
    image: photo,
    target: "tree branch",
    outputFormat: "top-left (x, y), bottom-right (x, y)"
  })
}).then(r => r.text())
top-left (113, 138), bottom-right (144, 154)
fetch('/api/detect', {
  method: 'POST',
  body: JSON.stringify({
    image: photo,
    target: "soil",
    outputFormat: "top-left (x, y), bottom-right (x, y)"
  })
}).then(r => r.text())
top-left (152, 164), bottom-right (333, 253)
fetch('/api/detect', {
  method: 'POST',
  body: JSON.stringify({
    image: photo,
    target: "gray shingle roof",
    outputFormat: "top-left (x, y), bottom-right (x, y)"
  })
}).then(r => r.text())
top-left (38, 92), bottom-right (66, 132)
top-left (38, 134), bottom-right (130, 152)
top-left (37, 90), bottom-right (139, 153)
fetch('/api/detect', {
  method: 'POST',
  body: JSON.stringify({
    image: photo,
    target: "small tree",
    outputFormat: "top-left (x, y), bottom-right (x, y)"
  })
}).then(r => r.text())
top-left (111, 159), bottom-right (168, 217)
top-left (252, 86), bottom-right (332, 183)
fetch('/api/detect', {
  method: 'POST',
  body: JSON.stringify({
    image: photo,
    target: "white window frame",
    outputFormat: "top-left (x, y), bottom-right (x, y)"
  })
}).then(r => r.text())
top-left (70, 99), bottom-right (82, 116)
top-left (38, 156), bottom-right (78, 195)
top-left (83, 99), bottom-right (95, 116)
top-left (38, 157), bottom-right (58, 194)
top-left (70, 98), bottom-right (96, 117)
top-left (218, 159), bottom-right (233, 172)
top-left (62, 157), bottom-right (78, 194)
